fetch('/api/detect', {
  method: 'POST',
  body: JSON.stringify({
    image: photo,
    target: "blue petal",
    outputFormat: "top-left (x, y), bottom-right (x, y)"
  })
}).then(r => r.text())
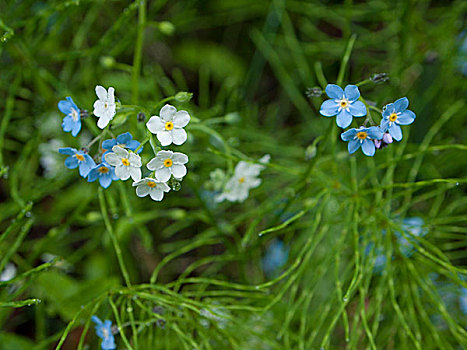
top-left (78, 155), bottom-right (96, 177)
top-left (100, 174), bottom-right (112, 188)
top-left (110, 168), bottom-right (119, 181)
top-left (344, 85), bottom-right (360, 102)
top-left (397, 110), bottom-right (415, 125)
top-left (62, 115), bottom-right (74, 132)
top-left (91, 316), bottom-right (103, 326)
top-left (349, 100), bottom-right (367, 117)
top-left (101, 335), bottom-right (116, 350)
top-left (325, 84), bottom-right (344, 99)
top-left (71, 120), bottom-right (81, 137)
top-left (389, 123), bottom-right (402, 141)
top-left (341, 128), bottom-right (357, 141)
top-left (126, 140), bottom-right (141, 152)
top-left (87, 168), bottom-right (99, 182)
top-left (336, 109), bottom-right (352, 128)
top-left (368, 126), bottom-right (383, 140)
top-left (380, 119), bottom-right (389, 132)
top-left (348, 139), bottom-right (360, 154)
top-left (394, 97), bottom-right (409, 112)
top-left (116, 132), bottom-right (132, 145)
top-left (66, 97), bottom-right (79, 111)
top-left (65, 156), bottom-right (79, 169)
top-left (320, 99), bottom-right (339, 117)
top-left (59, 147), bottom-right (76, 155)
top-left (382, 103), bottom-right (395, 118)
top-left (362, 139), bottom-right (376, 156)
top-left (58, 99), bottom-right (72, 115)
top-left (102, 139), bottom-right (116, 150)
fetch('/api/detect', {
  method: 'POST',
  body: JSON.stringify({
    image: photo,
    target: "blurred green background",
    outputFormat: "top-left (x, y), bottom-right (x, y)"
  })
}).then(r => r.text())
top-left (0, 0), bottom-right (466, 349)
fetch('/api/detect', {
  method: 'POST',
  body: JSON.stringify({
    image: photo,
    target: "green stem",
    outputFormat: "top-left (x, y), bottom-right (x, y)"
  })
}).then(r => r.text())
top-left (98, 188), bottom-right (131, 287)
top-left (337, 34), bottom-right (357, 86)
top-left (131, 0), bottom-right (146, 104)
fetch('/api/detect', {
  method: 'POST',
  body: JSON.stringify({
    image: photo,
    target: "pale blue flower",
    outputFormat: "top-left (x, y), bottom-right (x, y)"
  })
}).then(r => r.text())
top-left (58, 97), bottom-right (81, 137)
top-left (262, 239), bottom-right (289, 276)
top-left (102, 132), bottom-right (142, 153)
top-left (341, 126), bottom-right (383, 156)
top-left (460, 287), bottom-right (467, 315)
top-left (320, 84), bottom-right (367, 128)
top-left (92, 316), bottom-right (116, 350)
top-left (364, 243), bottom-right (386, 274)
top-left (58, 147), bottom-right (96, 178)
top-left (395, 217), bottom-right (428, 258)
top-left (380, 97), bottom-right (416, 141)
top-left (87, 162), bottom-right (119, 188)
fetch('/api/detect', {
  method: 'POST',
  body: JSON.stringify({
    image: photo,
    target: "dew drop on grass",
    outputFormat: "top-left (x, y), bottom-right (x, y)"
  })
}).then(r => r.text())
top-left (343, 297), bottom-right (348, 302)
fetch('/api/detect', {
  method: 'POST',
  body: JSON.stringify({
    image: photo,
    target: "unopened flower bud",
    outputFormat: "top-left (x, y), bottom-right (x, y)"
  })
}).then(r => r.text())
top-left (382, 133), bottom-right (393, 144)
top-left (374, 139), bottom-right (382, 149)
top-left (156, 319), bottom-right (166, 329)
top-left (158, 21), bottom-right (175, 36)
top-left (169, 178), bottom-right (182, 191)
top-left (370, 73), bottom-right (389, 84)
top-left (80, 147), bottom-right (89, 154)
top-left (137, 112), bottom-right (146, 122)
top-left (174, 91), bottom-right (193, 103)
top-left (100, 56), bottom-right (115, 68)
top-left (305, 87), bottom-right (323, 98)
top-left (79, 109), bottom-right (89, 118)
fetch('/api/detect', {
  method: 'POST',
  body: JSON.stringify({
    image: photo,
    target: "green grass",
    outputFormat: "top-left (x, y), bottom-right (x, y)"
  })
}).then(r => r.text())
top-left (0, 0), bottom-right (466, 349)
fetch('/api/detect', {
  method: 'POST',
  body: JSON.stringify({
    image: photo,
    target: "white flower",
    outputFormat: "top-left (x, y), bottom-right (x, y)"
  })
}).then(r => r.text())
top-left (93, 85), bottom-right (116, 129)
top-left (0, 263), bottom-right (17, 282)
top-left (132, 177), bottom-right (170, 201)
top-left (215, 155), bottom-right (269, 203)
top-left (104, 146), bottom-right (142, 181)
top-left (146, 104), bottom-right (190, 146)
top-left (147, 150), bottom-right (188, 182)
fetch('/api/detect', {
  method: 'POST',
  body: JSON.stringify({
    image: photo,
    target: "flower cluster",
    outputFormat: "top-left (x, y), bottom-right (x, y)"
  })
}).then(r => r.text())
top-left (319, 84), bottom-right (416, 156)
top-left (57, 86), bottom-right (190, 201)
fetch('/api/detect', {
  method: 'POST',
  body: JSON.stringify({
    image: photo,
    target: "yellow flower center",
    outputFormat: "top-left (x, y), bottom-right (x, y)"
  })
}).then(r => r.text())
top-left (356, 131), bottom-right (368, 140)
top-left (164, 158), bottom-right (173, 167)
top-left (165, 121), bottom-right (174, 131)
top-left (104, 102), bottom-right (108, 109)
top-left (339, 100), bottom-right (348, 108)
top-left (238, 177), bottom-right (245, 183)
top-left (147, 181), bottom-right (157, 188)
top-left (71, 108), bottom-right (79, 122)
top-left (121, 158), bottom-right (130, 166)
top-left (75, 154), bottom-right (85, 161)
top-left (98, 166), bottom-right (109, 174)
top-left (389, 113), bottom-right (398, 122)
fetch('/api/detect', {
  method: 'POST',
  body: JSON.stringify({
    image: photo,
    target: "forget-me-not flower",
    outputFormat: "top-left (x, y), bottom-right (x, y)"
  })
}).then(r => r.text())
top-left (147, 150), bottom-right (189, 182)
top-left (59, 147), bottom-right (96, 177)
top-left (87, 162), bottom-right (119, 189)
top-left (340, 126), bottom-right (383, 156)
top-left (104, 146), bottom-right (142, 181)
top-left (395, 217), bottom-right (428, 258)
top-left (92, 316), bottom-right (116, 350)
top-left (262, 239), bottom-right (289, 276)
top-left (58, 97), bottom-right (81, 137)
top-left (132, 177), bottom-right (171, 201)
top-left (93, 85), bottom-right (116, 129)
top-left (364, 243), bottom-right (387, 274)
top-left (102, 132), bottom-right (142, 153)
top-left (380, 97), bottom-right (416, 141)
top-left (146, 104), bottom-right (191, 146)
top-left (320, 84), bottom-right (367, 128)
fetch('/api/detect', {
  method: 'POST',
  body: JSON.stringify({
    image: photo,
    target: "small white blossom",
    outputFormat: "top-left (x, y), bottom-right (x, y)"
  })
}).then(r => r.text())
top-left (147, 150), bottom-right (188, 183)
top-left (0, 263), bottom-right (17, 282)
top-left (93, 85), bottom-right (116, 129)
top-left (105, 146), bottom-right (141, 181)
top-left (215, 155), bottom-right (269, 203)
top-left (132, 177), bottom-right (170, 201)
top-left (146, 104), bottom-right (190, 146)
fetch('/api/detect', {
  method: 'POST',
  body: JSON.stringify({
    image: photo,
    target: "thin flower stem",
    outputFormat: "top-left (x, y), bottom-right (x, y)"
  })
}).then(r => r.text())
top-left (134, 135), bottom-right (150, 153)
top-left (337, 33), bottom-right (357, 86)
top-left (314, 61), bottom-right (327, 89)
top-left (356, 79), bottom-right (372, 87)
top-left (98, 188), bottom-right (132, 287)
top-left (131, 0), bottom-right (146, 105)
top-left (360, 97), bottom-right (377, 127)
top-left (86, 131), bottom-right (106, 149)
top-left (153, 96), bottom-right (175, 111)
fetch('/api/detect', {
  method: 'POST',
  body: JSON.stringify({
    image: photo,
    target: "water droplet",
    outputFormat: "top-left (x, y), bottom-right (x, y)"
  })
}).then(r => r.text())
top-left (343, 297), bottom-right (348, 302)
top-left (456, 182), bottom-right (459, 186)
top-left (126, 307), bottom-right (133, 312)
top-left (345, 337), bottom-right (350, 342)
top-left (258, 233), bottom-right (264, 237)
top-left (25, 212), bottom-right (32, 217)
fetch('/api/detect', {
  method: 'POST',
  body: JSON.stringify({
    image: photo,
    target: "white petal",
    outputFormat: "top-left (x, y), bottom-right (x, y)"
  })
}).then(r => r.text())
top-left (173, 110), bottom-right (190, 128)
top-left (132, 179), bottom-right (147, 187)
top-left (157, 150), bottom-right (173, 159)
top-left (129, 166), bottom-right (142, 181)
top-left (104, 152), bottom-right (120, 166)
top-left (146, 116), bottom-right (165, 133)
top-left (159, 104), bottom-right (177, 121)
top-left (93, 100), bottom-right (105, 116)
top-left (129, 153), bottom-right (142, 167)
top-left (107, 104), bottom-right (116, 119)
top-left (172, 128), bottom-right (187, 145)
top-left (247, 177), bottom-right (262, 188)
top-left (97, 116), bottom-right (110, 129)
top-left (136, 184), bottom-right (150, 197)
top-left (147, 157), bottom-right (163, 171)
top-left (171, 164), bottom-right (187, 178)
top-left (159, 182), bottom-right (171, 192)
top-left (112, 146), bottom-right (128, 157)
top-left (149, 189), bottom-right (164, 201)
top-left (115, 165), bottom-right (130, 180)
top-left (95, 85), bottom-right (107, 100)
top-left (108, 87), bottom-right (115, 103)
top-left (157, 130), bottom-right (173, 146)
top-left (155, 167), bottom-right (171, 182)
top-left (172, 152), bottom-right (188, 164)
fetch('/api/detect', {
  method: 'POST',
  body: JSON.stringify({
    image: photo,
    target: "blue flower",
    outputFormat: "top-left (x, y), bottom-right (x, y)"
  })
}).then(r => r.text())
top-left (102, 132), bottom-right (142, 153)
top-left (87, 162), bottom-right (119, 188)
top-left (58, 147), bottom-right (96, 178)
top-left (380, 97), bottom-right (416, 141)
top-left (92, 316), bottom-right (116, 350)
top-left (364, 243), bottom-right (387, 274)
top-left (320, 84), bottom-right (367, 128)
top-left (58, 97), bottom-right (81, 137)
top-left (395, 217), bottom-right (428, 258)
top-left (340, 126), bottom-right (383, 156)
top-left (460, 287), bottom-right (467, 315)
top-left (262, 239), bottom-right (289, 276)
